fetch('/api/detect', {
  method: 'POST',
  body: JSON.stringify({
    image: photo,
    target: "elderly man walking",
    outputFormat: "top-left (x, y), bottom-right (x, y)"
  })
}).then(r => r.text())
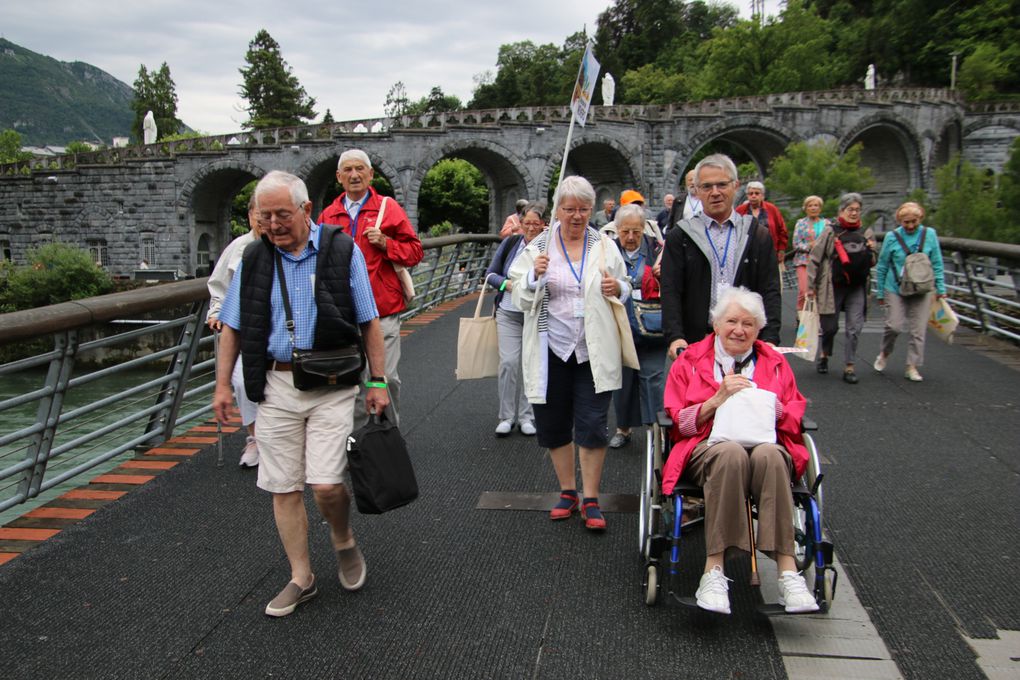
top-left (213, 170), bottom-right (389, 617)
top-left (736, 180), bottom-right (788, 265)
top-left (660, 154), bottom-right (782, 359)
top-left (318, 149), bottom-right (423, 427)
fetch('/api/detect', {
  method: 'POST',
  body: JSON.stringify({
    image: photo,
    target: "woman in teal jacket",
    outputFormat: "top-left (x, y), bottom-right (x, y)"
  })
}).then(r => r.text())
top-left (873, 202), bottom-right (947, 382)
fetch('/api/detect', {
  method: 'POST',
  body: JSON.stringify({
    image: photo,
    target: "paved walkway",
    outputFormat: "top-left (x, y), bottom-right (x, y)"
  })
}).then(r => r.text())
top-left (1, 291), bottom-right (1018, 679)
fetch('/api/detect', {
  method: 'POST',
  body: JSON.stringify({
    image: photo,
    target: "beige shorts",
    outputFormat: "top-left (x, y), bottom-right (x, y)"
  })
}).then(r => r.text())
top-left (255, 370), bottom-right (358, 493)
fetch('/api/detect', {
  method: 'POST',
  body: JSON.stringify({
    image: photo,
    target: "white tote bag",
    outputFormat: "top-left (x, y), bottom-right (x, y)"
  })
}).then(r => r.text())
top-left (455, 287), bottom-right (499, 380)
top-left (794, 299), bottom-right (820, 362)
top-left (708, 386), bottom-right (778, 448)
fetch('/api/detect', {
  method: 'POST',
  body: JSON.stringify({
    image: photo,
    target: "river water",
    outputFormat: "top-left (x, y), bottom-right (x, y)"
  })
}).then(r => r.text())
top-left (0, 366), bottom-right (215, 527)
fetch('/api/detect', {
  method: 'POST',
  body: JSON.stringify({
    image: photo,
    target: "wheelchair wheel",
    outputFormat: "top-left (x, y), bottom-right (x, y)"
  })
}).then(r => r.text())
top-left (804, 433), bottom-right (823, 518)
top-left (644, 563), bottom-right (659, 606)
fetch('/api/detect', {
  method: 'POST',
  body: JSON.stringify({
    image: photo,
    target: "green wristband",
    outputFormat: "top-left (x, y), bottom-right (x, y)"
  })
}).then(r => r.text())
top-left (499, 280), bottom-right (507, 292)
top-left (365, 381), bottom-right (387, 389)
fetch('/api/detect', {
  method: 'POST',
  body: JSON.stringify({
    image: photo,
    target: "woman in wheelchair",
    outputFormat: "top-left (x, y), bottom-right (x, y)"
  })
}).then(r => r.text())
top-left (662, 286), bottom-right (818, 614)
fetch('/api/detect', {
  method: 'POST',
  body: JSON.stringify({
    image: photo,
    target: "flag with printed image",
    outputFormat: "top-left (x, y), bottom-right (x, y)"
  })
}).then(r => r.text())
top-left (570, 43), bottom-right (601, 127)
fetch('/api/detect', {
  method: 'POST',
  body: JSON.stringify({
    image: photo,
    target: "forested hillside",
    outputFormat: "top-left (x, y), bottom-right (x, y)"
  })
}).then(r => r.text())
top-left (0, 38), bottom-right (134, 146)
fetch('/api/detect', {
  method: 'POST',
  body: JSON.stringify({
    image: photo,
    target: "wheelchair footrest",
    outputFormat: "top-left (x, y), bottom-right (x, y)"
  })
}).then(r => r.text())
top-left (756, 603), bottom-right (821, 617)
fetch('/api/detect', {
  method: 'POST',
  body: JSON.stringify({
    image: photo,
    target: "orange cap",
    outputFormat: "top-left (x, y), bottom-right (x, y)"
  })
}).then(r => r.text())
top-left (620, 189), bottom-right (645, 205)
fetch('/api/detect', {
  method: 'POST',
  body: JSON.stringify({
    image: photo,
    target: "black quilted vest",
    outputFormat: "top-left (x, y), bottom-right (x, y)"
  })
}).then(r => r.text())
top-left (238, 226), bottom-right (361, 402)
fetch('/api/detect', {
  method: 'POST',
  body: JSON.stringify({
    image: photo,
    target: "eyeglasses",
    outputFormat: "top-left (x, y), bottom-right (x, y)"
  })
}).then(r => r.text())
top-left (559, 207), bottom-right (592, 217)
top-left (257, 209), bottom-right (298, 225)
top-left (697, 181), bottom-right (733, 193)
top-left (842, 206), bottom-right (862, 214)
top-left (521, 220), bottom-right (545, 228)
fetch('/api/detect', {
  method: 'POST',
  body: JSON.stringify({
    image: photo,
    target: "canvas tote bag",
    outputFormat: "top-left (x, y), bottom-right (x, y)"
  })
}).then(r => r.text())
top-left (794, 299), bottom-right (820, 361)
top-left (600, 236), bottom-right (640, 370)
top-left (455, 286), bottom-right (500, 379)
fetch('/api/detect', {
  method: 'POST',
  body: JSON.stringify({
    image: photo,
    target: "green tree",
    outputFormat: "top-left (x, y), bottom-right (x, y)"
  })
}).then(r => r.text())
top-left (0, 243), bottom-right (113, 312)
top-left (321, 108), bottom-right (335, 124)
top-left (765, 140), bottom-right (875, 216)
top-left (468, 35), bottom-right (584, 109)
top-left (620, 64), bottom-right (689, 104)
top-left (417, 159), bottom-right (489, 233)
top-left (0, 129), bottom-right (32, 164)
top-left (997, 138), bottom-right (1020, 244)
top-left (384, 81), bottom-right (411, 117)
top-left (64, 141), bottom-right (93, 154)
top-left (131, 62), bottom-right (183, 143)
top-left (957, 43), bottom-right (1009, 100)
top-left (931, 155), bottom-right (1004, 240)
top-left (239, 29), bottom-right (316, 129)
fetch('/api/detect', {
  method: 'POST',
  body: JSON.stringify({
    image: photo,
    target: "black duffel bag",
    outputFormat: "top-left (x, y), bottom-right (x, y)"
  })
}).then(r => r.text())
top-left (347, 412), bottom-right (418, 514)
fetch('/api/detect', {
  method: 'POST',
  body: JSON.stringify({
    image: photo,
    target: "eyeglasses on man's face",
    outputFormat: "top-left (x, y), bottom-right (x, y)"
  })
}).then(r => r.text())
top-left (257, 208), bottom-right (302, 225)
top-left (559, 207), bottom-right (592, 217)
top-left (698, 180), bottom-right (734, 193)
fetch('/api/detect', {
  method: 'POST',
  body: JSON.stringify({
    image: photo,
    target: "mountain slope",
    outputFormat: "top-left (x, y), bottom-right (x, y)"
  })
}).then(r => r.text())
top-left (0, 38), bottom-right (134, 146)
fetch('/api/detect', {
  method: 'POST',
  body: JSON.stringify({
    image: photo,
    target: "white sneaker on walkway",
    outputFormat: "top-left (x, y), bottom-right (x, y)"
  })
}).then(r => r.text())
top-left (873, 353), bottom-right (887, 372)
top-left (695, 565), bottom-right (732, 614)
top-left (905, 365), bottom-right (923, 382)
top-left (239, 436), bottom-right (259, 468)
top-left (778, 570), bottom-right (820, 613)
top-left (519, 420), bottom-right (536, 436)
top-left (495, 420), bottom-right (513, 437)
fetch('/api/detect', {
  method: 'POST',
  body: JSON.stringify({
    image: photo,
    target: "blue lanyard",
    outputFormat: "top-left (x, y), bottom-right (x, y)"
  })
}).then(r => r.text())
top-left (558, 228), bottom-right (587, 287)
top-left (705, 224), bottom-right (733, 269)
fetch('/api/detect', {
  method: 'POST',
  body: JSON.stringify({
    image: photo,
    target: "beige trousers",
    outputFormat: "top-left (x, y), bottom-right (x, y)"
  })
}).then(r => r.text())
top-left (683, 440), bottom-right (795, 557)
top-left (881, 292), bottom-right (933, 367)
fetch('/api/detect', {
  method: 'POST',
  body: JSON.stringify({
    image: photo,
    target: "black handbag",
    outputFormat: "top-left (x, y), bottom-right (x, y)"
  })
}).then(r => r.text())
top-left (276, 250), bottom-right (364, 390)
top-left (346, 413), bottom-right (419, 514)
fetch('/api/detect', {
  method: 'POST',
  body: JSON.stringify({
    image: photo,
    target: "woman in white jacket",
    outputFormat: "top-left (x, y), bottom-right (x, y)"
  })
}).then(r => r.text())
top-left (206, 194), bottom-right (261, 467)
top-left (509, 176), bottom-right (630, 532)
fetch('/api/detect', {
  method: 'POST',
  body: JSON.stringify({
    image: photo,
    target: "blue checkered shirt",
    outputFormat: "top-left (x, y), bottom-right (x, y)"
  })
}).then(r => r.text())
top-left (219, 222), bottom-right (379, 362)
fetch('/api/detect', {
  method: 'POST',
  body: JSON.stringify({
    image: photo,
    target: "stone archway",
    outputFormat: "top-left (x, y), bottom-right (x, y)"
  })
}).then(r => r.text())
top-left (961, 118), bottom-right (1020, 173)
top-left (409, 140), bottom-right (533, 233)
top-left (177, 159), bottom-right (265, 275)
top-left (541, 133), bottom-right (642, 210)
top-left (840, 115), bottom-right (923, 192)
top-left (668, 116), bottom-right (797, 196)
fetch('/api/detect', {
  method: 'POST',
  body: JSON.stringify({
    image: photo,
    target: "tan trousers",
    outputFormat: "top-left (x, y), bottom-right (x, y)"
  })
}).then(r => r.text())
top-left (683, 440), bottom-right (795, 557)
top-left (881, 292), bottom-right (932, 367)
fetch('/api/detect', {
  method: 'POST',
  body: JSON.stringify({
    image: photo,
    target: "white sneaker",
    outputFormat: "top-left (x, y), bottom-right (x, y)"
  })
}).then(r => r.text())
top-left (495, 420), bottom-right (513, 437)
top-left (873, 353), bottom-right (887, 372)
top-left (695, 565), bottom-right (732, 614)
top-left (519, 420), bottom-right (536, 436)
top-left (239, 436), bottom-right (259, 468)
top-left (778, 570), bottom-right (819, 613)
top-left (905, 365), bottom-right (923, 382)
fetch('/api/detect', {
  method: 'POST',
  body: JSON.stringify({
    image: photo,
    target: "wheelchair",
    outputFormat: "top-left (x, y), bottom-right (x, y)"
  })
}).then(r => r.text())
top-left (638, 411), bottom-right (837, 614)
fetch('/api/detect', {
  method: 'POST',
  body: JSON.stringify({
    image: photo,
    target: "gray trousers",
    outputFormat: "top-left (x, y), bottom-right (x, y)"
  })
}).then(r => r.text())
top-left (820, 284), bottom-right (866, 364)
top-left (354, 313), bottom-right (401, 429)
top-left (881, 292), bottom-right (932, 367)
top-left (495, 308), bottom-right (533, 423)
top-left (684, 440), bottom-right (795, 557)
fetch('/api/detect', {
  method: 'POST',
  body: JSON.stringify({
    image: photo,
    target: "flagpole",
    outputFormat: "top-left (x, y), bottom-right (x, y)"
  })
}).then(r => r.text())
top-left (552, 106), bottom-right (579, 218)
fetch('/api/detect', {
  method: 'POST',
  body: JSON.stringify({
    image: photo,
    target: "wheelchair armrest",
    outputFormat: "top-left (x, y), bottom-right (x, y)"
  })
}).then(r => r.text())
top-left (656, 410), bottom-right (674, 429)
top-left (801, 416), bottom-right (818, 432)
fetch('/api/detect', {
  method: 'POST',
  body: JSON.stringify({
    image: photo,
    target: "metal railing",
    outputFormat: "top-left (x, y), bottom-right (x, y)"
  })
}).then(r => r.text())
top-left (0, 235), bottom-right (499, 516)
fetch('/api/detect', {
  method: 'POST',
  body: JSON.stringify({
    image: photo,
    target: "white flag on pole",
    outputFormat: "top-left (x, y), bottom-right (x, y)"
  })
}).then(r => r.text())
top-left (570, 43), bottom-right (601, 127)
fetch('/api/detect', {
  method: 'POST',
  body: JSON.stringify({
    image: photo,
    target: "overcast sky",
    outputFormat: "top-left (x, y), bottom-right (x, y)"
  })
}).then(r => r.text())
top-left (3, 0), bottom-right (782, 136)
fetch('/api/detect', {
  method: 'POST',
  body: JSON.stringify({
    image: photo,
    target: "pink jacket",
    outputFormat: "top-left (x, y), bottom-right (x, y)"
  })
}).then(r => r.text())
top-left (662, 334), bottom-right (807, 495)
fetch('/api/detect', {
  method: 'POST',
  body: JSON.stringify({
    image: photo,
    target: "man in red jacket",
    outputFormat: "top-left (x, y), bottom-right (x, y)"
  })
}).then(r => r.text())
top-left (736, 181), bottom-right (787, 265)
top-left (317, 149), bottom-right (424, 427)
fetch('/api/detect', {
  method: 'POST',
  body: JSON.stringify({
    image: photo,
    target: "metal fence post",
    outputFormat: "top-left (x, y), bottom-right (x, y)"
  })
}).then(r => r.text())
top-left (956, 252), bottom-right (988, 333)
top-left (20, 330), bottom-right (78, 503)
top-left (145, 299), bottom-right (209, 441)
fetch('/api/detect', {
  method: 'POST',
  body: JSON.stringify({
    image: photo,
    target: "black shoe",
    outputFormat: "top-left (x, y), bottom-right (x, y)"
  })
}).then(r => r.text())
top-left (816, 357), bottom-right (828, 374)
top-left (842, 369), bottom-right (859, 384)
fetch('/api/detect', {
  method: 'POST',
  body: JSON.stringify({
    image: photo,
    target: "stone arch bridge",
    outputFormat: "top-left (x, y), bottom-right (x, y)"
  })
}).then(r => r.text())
top-left (0, 87), bottom-right (1015, 276)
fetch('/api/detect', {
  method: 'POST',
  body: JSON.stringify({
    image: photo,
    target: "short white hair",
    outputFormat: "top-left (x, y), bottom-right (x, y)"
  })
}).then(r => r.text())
top-left (254, 170), bottom-right (309, 209)
top-left (710, 286), bottom-right (767, 330)
top-left (694, 153), bottom-right (738, 185)
top-left (554, 175), bottom-right (596, 208)
top-left (746, 181), bottom-right (765, 193)
top-left (615, 203), bottom-right (646, 228)
top-left (338, 149), bottom-right (372, 170)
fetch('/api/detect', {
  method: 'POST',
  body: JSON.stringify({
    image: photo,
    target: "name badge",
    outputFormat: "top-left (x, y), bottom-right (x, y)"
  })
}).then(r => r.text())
top-left (573, 297), bottom-right (585, 318)
top-left (632, 288), bottom-right (643, 301)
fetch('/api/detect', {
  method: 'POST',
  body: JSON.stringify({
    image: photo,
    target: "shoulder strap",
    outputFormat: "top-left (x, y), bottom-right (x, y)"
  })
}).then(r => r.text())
top-left (374, 196), bottom-right (388, 229)
top-left (892, 229), bottom-right (910, 254)
top-left (918, 226), bottom-right (926, 250)
top-left (274, 250), bottom-right (296, 344)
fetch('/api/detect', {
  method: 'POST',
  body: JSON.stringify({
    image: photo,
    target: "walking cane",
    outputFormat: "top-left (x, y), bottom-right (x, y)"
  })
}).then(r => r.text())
top-left (213, 328), bottom-right (224, 468)
top-left (746, 499), bottom-right (759, 587)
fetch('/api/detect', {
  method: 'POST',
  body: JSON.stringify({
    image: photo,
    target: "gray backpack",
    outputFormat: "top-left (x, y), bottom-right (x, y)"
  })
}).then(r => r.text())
top-left (892, 227), bottom-right (935, 296)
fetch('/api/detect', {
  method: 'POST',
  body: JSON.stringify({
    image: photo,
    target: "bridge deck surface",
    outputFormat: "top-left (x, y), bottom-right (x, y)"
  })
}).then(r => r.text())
top-left (1, 291), bottom-right (1018, 679)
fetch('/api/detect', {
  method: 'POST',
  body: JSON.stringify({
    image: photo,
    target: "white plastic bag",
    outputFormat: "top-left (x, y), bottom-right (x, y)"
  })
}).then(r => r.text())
top-left (794, 299), bottom-right (820, 361)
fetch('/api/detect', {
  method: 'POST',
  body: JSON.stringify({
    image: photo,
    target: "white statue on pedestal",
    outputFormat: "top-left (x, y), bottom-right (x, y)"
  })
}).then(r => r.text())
top-left (864, 64), bottom-right (876, 90)
top-left (142, 111), bottom-right (157, 144)
top-left (602, 72), bottom-right (615, 107)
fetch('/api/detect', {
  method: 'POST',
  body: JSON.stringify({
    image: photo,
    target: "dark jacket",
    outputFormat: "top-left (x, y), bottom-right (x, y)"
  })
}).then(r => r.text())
top-left (660, 214), bottom-right (782, 346)
top-left (238, 226), bottom-right (362, 402)
top-left (483, 234), bottom-right (524, 311)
